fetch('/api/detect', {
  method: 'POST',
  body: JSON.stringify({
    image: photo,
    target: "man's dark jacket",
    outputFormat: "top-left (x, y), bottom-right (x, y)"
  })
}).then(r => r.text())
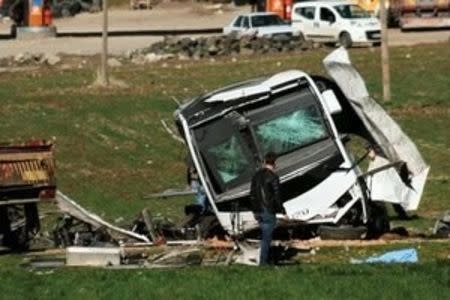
top-left (250, 168), bottom-right (285, 214)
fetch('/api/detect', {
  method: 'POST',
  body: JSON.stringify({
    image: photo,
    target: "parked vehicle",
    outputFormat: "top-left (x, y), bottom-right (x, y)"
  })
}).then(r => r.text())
top-left (174, 48), bottom-right (429, 239)
top-left (0, 141), bottom-right (56, 250)
top-left (51, 0), bottom-right (101, 18)
top-left (354, 0), bottom-right (450, 30)
top-left (223, 12), bottom-right (302, 38)
top-left (291, 1), bottom-right (381, 47)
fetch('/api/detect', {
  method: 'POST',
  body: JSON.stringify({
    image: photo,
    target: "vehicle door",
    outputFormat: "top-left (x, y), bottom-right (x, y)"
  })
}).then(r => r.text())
top-left (292, 5), bottom-right (317, 39)
top-left (317, 6), bottom-right (339, 41)
top-left (226, 16), bottom-right (243, 35)
top-left (242, 16), bottom-right (255, 36)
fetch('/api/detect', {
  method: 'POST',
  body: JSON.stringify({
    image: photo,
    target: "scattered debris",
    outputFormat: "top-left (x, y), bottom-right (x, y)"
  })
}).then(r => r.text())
top-left (107, 58), bottom-right (123, 68)
top-left (149, 247), bottom-right (204, 267)
top-left (66, 247), bottom-right (121, 266)
top-left (433, 211), bottom-right (450, 238)
top-left (144, 188), bottom-right (195, 199)
top-left (160, 119), bottom-right (185, 144)
top-left (1, 52), bottom-right (62, 68)
top-left (289, 236), bottom-right (449, 249)
top-left (42, 54), bottom-right (61, 66)
top-left (55, 191), bottom-right (150, 244)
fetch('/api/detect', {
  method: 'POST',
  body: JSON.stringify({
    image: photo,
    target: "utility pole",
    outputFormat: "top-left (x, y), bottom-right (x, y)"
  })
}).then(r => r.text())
top-left (100, 0), bottom-right (109, 86)
top-left (379, 0), bottom-right (391, 102)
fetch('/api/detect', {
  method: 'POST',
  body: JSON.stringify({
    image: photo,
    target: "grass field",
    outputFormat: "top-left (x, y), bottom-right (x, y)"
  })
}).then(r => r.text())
top-left (0, 44), bottom-right (449, 299)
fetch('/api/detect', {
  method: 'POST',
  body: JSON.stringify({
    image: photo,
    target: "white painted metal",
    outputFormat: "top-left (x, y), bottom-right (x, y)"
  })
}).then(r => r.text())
top-left (205, 70), bottom-right (306, 103)
top-left (324, 47), bottom-right (430, 211)
top-left (283, 166), bottom-right (357, 221)
top-left (66, 247), bottom-right (121, 266)
top-left (56, 191), bottom-right (150, 243)
top-left (322, 89), bottom-right (343, 114)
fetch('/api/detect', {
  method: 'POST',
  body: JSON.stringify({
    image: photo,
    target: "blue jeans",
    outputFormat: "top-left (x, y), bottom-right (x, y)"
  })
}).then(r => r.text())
top-left (255, 209), bottom-right (276, 265)
top-left (191, 180), bottom-right (207, 213)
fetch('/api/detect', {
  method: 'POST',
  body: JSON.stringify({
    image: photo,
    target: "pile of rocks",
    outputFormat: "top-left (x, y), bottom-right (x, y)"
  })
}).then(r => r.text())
top-left (126, 34), bottom-right (317, 63)
top-left (0, 52), bottom-right (62, 68)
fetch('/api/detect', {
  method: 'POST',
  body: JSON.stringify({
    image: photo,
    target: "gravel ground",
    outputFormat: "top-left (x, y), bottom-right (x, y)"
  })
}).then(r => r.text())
top-left (0, 3), bottom-right (449, 58)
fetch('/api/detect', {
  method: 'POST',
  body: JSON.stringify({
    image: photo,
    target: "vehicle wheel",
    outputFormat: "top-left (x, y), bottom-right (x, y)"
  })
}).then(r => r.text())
top-left (367, 203), bottom-right (390, 239)
top-left (339, 32), bottom-right (353, 48)
top-left (60, 4), bottom-right (72, 18)
top-left (318, 225), bottom-right (367, 240)
top-left (3, 225), bottom-right (29, 251)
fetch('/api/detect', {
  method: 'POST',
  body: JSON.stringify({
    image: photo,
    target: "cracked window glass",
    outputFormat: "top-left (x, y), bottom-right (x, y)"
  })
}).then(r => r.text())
top-left (207, 135), bottom-right (250, 184)
top-left (255, 105), bottom-right (328, 155)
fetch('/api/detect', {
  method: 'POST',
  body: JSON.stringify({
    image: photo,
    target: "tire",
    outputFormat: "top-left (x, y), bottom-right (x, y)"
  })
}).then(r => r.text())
top-left (318, 225), bottom-right (367, 240)
top-left (4, 226), bottom-right (29, 251)
top-left (339, 32), bottom-right (353, 48)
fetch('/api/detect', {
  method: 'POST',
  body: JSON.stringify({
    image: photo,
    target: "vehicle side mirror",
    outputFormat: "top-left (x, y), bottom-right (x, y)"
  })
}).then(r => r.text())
top-left (321, 89), bottom-right (342, 114)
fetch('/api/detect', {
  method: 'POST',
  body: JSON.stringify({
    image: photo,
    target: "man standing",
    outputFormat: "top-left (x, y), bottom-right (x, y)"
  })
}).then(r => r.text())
top-left (250, 152), bottom-right (287, 265)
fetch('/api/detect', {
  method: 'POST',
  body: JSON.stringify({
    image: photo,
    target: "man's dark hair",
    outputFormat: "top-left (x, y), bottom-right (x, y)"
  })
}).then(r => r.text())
top-left (264, 152), bottom-right (277, 166)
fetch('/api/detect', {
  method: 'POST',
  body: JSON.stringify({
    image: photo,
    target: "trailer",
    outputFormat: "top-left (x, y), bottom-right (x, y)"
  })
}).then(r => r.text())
top-left (392, 0), bottom-right (450, 30)
top-left (355, 0), bottom-right (450, 29)
top-left (0, 141), bottom-right (56, 250)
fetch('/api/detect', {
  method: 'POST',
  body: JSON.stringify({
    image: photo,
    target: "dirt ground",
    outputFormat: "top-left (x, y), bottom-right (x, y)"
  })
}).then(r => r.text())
top-left (0, 2), bottom-right (449, 58)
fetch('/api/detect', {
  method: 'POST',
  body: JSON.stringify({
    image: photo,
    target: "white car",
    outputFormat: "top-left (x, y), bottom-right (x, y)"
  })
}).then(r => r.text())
top-left (291, 1), bottom-right (381, 47)
top-left (223, 12), bottom-right (301, 38)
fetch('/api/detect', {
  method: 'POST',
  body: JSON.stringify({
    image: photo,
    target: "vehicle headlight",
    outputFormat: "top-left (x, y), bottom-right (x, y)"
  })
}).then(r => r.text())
top-left (350, 21), bottom-right (363, 27)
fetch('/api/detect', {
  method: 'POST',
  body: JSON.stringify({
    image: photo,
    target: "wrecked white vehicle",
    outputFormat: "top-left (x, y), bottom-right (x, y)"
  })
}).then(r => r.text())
top-left (174, 48), bottom-right (429, 239)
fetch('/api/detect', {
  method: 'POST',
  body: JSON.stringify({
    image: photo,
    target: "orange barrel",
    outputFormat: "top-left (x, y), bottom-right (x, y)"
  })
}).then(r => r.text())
top-left (28, 0), bottom-right (44, 27)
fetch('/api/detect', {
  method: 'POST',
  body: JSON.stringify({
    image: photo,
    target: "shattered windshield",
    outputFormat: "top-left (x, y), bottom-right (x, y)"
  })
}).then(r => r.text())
top-left (254, 104), bottom-right (328, 156)
top-left (334, 5), bottom-right (370, 19)
top-left (207, 135), bottom-right (250, 184)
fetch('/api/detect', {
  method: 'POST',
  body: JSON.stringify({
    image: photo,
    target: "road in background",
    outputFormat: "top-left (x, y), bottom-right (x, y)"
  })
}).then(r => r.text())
top-left (0, 3), bottom-right (449, 58)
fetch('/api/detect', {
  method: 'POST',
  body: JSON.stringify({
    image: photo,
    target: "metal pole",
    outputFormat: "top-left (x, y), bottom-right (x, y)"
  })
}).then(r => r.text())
top-left (379, 0), bottom-right (390, 102)
top-left (100, 0), bottom-right (109, 86)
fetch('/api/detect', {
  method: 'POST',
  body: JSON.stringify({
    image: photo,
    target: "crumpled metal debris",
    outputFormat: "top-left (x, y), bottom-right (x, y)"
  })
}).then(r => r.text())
top-left (433, 211), bottom-right (450, 238)
top-left (323, 48), bottom-right (430, 211)
top-left (55, 191), bottom-right (150, 243)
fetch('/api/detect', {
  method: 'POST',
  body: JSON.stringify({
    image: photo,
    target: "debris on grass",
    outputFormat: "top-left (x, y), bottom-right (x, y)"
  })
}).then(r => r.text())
top-left (433, 211), bottom-right (450, 238)
top-left (351, 248), bottom-right (418, 264)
